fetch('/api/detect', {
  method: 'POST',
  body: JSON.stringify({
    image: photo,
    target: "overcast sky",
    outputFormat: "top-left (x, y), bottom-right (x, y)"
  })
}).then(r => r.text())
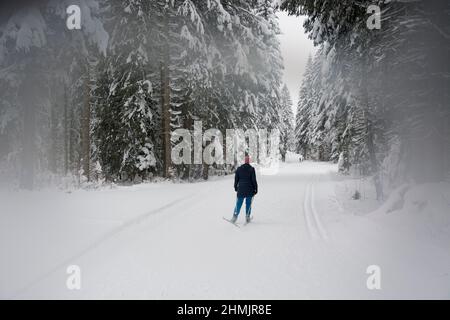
top-left (277, 12), bottom-right (316, 114)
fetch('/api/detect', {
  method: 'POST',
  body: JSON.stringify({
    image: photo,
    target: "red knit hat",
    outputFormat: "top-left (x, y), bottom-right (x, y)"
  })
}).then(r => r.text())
top-left (245, 155), bottom-right (250, 164)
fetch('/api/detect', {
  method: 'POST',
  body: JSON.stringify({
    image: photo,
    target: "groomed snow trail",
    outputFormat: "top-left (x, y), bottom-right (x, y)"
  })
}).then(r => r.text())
top-left (2, 162), bottom-right (449, 299)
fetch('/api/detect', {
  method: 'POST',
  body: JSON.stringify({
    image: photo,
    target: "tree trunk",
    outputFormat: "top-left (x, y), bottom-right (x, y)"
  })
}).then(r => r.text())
top-left (81, 70), bottom-right (91, 181)
top-left (361, 87), bottom-right (383, 200)
top-left (202, 164), bottom-right (209, 180)
top-left (49, 96), bottom-right (58, 173)
top-left (161, 60), bottom-right (171, 178)
top-left (160, 11), bottom-right (171, 179)
top-left (69, 108), bottom-right (75, 175)
top-left (19, 82), bottom-right (36, 189)
top-left (19, 62), bottom-right (38, 190)
top-left (64, 85), bottom-right (69, 175)
top-left (366, 115), bottom-right (383, 200)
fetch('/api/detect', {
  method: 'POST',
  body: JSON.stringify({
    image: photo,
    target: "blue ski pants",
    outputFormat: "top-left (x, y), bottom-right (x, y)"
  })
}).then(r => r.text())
top-left (234, 196), bottom-right (253, 217)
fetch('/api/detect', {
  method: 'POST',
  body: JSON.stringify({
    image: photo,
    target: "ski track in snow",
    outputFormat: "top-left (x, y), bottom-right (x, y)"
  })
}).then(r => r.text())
top-left (310, 182), bottom-right (329, 241)
top-left (2, 161), bottom-right (450, 299)
top-left (9, 192), bottom-right (202, 299)
top-left (303, 177), bottom-right (329, 241)
top-left (303, 182), bottom-right (318, 240)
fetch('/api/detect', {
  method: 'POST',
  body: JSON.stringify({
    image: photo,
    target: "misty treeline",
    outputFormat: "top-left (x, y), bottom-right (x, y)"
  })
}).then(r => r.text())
top-left (0, 0), bottom-right (295, 188)
top-left (283, 0), bottom-right (450, 199)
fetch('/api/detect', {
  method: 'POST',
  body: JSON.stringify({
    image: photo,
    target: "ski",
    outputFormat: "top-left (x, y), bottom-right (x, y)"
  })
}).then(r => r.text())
top-left (223, 217), bottom-right (241, 228)
top-left (244, 216), bottom-right (254, 226)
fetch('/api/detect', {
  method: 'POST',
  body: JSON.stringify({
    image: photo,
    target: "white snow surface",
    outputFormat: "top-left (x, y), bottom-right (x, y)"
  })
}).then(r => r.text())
top-left (1, 161), bottom-right (449, 299)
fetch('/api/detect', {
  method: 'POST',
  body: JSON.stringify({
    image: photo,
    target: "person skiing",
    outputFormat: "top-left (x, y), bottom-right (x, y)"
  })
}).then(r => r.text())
top-left (230, 155), bottom-right (258, 224)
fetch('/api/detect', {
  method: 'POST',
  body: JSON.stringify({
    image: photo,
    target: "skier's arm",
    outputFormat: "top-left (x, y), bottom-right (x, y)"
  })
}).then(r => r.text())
top-left (252, 168), bottom-right (258, 195)
top-left (234, 170), bottom-right (239, 192)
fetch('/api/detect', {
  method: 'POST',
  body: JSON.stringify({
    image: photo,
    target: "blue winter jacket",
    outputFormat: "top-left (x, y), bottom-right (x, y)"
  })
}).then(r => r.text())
top-left (234, 163), bottom-right (258, 198)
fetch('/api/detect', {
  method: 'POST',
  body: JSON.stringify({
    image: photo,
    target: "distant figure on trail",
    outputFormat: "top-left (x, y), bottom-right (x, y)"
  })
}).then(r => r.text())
top-left (299, 154), bottom-right (304, 162)
top-left (230, 155), bottom-right (258, 224)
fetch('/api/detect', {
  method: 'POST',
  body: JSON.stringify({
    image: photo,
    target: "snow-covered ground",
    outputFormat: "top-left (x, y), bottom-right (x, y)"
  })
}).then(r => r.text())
top-left (1, 161), bottom-right (449, 299)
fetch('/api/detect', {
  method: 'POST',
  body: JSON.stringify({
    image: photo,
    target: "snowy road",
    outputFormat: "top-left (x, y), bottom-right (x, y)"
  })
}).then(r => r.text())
top-left (1, 162), bottom-right (449, 299)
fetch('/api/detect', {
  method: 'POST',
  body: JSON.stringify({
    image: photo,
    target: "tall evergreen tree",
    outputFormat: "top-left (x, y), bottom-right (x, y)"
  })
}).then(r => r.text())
top-left (284, 0), bottom-right (450, 195)
top-left (279, 84), bottom-right (294, 161)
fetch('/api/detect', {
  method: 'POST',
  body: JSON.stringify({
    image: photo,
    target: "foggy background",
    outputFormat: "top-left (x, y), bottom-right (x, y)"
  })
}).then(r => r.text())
top-left (277, 12), bottom-right (316, 114)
